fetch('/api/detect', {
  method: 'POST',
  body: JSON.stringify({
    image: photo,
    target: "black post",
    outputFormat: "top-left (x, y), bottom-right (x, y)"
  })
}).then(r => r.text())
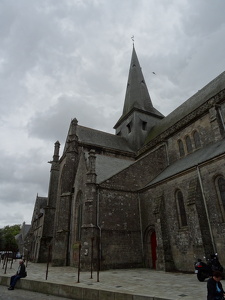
top-left (26, 251), bottom-right (29, 267)
top-left (2, 255), bottom-right (5, 269)
top-left (97, 237), bottom-right (100, 282)
top-left (77, 243), bottom-right (81, 283)
top-left (4, 252), bottom-right (9, 274)
top-left (46, 245), bottom-right (52, 280)
top-left (90, 237), bottom-right (94, 279)
top-left (10, 258), bottom-right (13, 269)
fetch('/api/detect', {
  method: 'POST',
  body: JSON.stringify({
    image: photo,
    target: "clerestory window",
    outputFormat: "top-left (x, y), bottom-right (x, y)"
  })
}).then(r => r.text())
top-left (178, 139), bottom-right (185, 157)
top-left (193, 131), bottom-right (201, 149)
top-left (185, 135), bottom-right (193, 153)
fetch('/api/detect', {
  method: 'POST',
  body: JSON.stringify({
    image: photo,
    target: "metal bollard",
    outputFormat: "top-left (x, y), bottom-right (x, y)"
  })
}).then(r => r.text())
top-left (90, 237), bottom-right (94, 279)
top-left (97, 237), bottom-right (100, 282)
top-left (77, 243), bottom-right (81, 283)
top-left (46, 245), bottom-right (52, 280)
top-left (4, 252), bottom-right (9, 274)
top-left (26, 251), bottom-right (29, 267)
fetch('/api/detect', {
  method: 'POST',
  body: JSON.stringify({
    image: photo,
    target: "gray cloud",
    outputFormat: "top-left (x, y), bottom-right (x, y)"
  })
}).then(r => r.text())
top-left (1, 0), bottom-right (225, 227)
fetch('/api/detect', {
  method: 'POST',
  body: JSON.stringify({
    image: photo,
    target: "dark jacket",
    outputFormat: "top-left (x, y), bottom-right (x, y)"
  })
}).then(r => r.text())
top-left (207, 277), bottom-right (224, 300)
top-left (17, 263), bottom-right (26, 277)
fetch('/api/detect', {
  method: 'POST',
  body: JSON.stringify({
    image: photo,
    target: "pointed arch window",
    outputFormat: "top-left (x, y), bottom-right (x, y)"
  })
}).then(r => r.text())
top-left (178, 139), bottom-right (185, 157)
top-left (216, 176), bottom-right (225, 221)
top-left (193, 131), bottom-right (201, 149)
top-left (185, 135), bottom-right (193, 153)
top-left (176, 190), bottom-right (187, 228)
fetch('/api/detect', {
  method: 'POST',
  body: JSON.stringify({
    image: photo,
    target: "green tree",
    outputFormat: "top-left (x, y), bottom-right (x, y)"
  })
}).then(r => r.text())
top-left (0, 224), bottom-right (21, 251)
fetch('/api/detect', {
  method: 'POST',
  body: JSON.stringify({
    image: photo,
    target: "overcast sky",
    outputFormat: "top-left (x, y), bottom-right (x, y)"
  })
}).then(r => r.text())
top-left (1, 0), bottom-right (225, 229)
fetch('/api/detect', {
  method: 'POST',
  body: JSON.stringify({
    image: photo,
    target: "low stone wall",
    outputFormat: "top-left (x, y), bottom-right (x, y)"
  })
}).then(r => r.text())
top-left (0, 275), bottom-right (167, 300)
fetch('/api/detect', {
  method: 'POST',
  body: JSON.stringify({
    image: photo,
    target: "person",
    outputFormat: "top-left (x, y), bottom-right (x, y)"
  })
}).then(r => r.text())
top-left (207, 271), bottom-right (225, 300)
top-left (8, 260), bottom-right (27, 290)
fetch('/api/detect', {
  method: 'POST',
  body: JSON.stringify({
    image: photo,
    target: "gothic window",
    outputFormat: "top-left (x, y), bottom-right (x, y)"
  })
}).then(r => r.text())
top-left (176, 190), bottom-right (187, 228)
top-left (193, 131), bottom-right (201, 149)
top-left (185, 135), bottom-right (193, 153)
top-left (178, 139), bottom-right (185, 157)
top-left (76, 192), bottom-right (83, 241)
top-left (216, 176), bottom-right (225, 221)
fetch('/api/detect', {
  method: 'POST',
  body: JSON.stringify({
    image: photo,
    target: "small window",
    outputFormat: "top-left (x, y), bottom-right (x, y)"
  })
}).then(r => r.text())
top-left (178, 139), bottom-right (185, 157)
top-left (142, 121), bottom-right (147, 131)
top-left (176, 190), bottom-right (187, 228)
top-left (127, 123), bottom-right (131, 133)
top-left (185, 135), bottom-right (193, 153)
top-left (193, 131), bottom-right (201, 149)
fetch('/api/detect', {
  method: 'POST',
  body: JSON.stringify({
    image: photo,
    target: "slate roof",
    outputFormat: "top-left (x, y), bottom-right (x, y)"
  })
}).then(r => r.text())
top-left (146, 138), bottom-right (225, 188)
top-left (77, 125), bottom-right (134, 153)
top-left (94, 154), bottom-right (134, 184)
top-left (114, 46), bottom-right (164, 128)
top-left (145, 71), bottom-right (225, 144)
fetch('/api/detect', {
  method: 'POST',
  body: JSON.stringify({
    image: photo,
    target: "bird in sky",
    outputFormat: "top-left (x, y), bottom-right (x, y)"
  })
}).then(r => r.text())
top-left (152, 72), bottom-right (156, 75)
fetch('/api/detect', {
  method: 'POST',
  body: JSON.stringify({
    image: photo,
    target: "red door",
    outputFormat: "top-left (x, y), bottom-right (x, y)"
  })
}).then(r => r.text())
top-left (151, 231), bottom-right (157, 269)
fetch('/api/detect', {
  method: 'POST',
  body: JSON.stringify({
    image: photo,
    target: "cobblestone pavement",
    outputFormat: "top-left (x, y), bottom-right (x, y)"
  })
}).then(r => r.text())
top-left (0, 260), bottom-right (212, 300)
top-left (0, 285), bottom-right (75, 300)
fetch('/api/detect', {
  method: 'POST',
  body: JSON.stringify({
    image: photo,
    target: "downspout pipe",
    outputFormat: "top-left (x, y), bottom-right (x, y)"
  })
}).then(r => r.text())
top-left (96, 188), bottom-right (102, 254)
top-left (138, 193), bottom-right (144, 261)
top-left (196, 165), bottom-right (216, 253)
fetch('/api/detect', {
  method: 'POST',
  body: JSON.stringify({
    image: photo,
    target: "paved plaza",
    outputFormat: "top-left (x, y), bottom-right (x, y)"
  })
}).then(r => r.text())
top-left (0, 261), bottom-right (210, 300)
top-left (0, 284), bottom-right (74, 300)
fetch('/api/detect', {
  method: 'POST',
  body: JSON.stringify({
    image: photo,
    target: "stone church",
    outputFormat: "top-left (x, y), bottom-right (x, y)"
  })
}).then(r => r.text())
top-left (28, 46), bottom-right (225, 272)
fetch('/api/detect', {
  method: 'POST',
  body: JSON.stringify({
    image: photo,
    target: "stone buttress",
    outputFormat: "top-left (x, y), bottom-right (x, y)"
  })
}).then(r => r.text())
top-left (52, 119), bottom-right (79, 266)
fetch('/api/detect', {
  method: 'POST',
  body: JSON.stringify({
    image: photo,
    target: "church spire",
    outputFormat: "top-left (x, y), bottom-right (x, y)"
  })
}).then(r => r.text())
top-left (114, 46), bottom-right (163, 129)
top-left (123, 45), bottom-right (153, 115)
top-left (114, 46), bottom-right (164, 151)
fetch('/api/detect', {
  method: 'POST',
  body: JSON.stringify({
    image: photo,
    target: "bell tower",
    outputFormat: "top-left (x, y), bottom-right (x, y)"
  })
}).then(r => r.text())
top-left (114, 46), bottom-right (164, 151)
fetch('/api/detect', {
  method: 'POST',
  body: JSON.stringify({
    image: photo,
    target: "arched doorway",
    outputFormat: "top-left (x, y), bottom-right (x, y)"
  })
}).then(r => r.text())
top-left (144, 227), bottom-right (157, 269)
top-left (151, 231), bottom-right (157, 269)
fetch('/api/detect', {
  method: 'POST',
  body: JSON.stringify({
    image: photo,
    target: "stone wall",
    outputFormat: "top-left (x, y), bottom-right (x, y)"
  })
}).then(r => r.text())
top-left (140, 155), bottom-right (225, 272)
top-left (99, 189), bottom-right (142, 269)
top-left (167, 112), bottom-right (221, 164)
top-left (100, 144), bottom-right (168, 191)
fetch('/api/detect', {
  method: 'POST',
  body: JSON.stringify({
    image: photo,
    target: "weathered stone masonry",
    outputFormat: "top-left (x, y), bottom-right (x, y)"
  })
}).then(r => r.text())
top-left (28, 46), bottom-right (225, 273)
